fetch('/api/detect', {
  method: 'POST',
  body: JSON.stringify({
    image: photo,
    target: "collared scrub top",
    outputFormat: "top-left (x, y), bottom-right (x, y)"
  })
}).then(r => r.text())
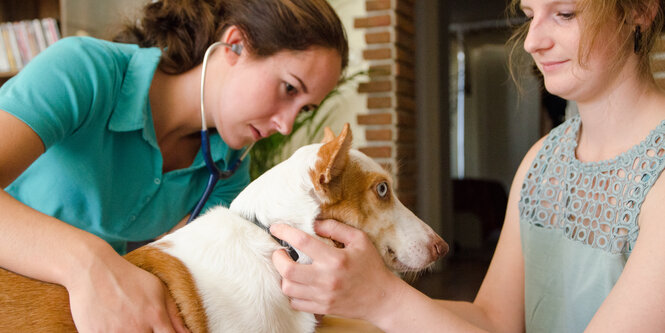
top-left (0, 37), bottom-right (250, 254)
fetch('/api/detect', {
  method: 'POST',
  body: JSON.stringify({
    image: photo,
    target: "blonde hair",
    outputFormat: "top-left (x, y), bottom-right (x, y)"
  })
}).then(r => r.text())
top-left (507, 0), bottom-right (665, 85)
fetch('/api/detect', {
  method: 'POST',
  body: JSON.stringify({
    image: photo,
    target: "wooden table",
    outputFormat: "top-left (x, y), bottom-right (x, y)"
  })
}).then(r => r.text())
top-left (316, 316), bottom-right (383, 332)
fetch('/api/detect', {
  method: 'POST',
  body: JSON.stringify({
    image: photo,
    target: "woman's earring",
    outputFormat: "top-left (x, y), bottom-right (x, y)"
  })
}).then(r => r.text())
top-left (634, 25), bottom-right (642, 54)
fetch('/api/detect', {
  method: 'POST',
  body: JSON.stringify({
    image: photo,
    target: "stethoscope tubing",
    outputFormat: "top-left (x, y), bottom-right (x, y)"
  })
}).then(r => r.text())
top-left (186, 41), bottom-right (253, 224)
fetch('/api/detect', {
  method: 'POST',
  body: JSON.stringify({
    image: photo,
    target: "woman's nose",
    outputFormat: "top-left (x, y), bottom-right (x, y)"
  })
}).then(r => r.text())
top-left (272, 107), bottom-right (300, 135)
top-left (523, 16), bottom-right (554, 54)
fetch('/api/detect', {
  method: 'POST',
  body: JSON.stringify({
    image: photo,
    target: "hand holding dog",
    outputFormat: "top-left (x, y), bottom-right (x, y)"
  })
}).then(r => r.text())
top-left (67, 250), bottom-right (189, 333)
top-left (271, 219), bottom-right (405, 324)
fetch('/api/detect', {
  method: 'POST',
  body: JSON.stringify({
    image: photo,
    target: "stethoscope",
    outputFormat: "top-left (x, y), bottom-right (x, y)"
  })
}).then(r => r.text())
top-left (186, 41), bottom-right (254, 224)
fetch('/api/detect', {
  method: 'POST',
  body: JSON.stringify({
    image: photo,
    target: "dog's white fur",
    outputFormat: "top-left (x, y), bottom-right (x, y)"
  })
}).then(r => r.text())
top-left (155, 145), bottom-right (326, 331)
top-left (153, 130), bottom-right (446, 332)
top-left (154, 208), bottom-right (315, 332)
top-left (0, 125), bottom-right (447, 333)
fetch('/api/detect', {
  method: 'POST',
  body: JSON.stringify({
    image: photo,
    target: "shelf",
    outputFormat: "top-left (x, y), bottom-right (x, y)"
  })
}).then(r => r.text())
top-left (0, 0), bottom-right (60, 85)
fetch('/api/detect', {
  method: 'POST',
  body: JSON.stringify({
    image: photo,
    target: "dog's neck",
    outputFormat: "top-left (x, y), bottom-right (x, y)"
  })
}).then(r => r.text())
top-left (229, 145), bottom-right (324, 261)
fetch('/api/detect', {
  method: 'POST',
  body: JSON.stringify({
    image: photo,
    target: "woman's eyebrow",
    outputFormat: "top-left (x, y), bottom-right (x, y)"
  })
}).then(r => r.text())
top-left (290, 73), bottom-right (309, 94)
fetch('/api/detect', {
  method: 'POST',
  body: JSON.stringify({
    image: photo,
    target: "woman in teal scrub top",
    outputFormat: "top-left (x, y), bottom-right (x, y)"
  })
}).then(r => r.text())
top-left (270, 0), bottom-right (665, 332)
top-left (0, 0), bottom-right (348, 331)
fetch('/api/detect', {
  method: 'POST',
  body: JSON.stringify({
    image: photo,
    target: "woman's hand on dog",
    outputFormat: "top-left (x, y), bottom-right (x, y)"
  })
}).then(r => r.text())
top-left (66, 245), bottom-right (190, 333)
top-left (271, 219), bottom-right (404, 324)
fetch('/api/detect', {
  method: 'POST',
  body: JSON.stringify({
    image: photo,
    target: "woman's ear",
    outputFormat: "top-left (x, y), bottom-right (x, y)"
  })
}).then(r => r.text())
top-left (220, 25), bottom-right (245, 64)
top-left (633, 1), bottom-right (659, 27)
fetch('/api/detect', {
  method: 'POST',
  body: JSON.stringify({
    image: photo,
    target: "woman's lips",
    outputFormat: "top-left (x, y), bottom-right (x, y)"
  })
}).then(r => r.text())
top-left (250, 125), bottom-right (262, 140)
top-left (540, 60), bottom-right (568, 72)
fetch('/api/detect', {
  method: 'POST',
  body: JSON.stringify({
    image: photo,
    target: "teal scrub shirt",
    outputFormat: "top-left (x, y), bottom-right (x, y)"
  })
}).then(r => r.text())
top-left (0, 37), bottom-right (250, 254)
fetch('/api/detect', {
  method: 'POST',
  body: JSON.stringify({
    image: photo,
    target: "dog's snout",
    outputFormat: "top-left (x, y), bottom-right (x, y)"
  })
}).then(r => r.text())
top-left (429, 235), bottom-right (449, 260)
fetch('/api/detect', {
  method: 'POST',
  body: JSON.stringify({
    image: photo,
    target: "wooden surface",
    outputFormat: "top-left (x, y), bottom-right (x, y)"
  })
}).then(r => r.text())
top-left (316, 316), bottom-right (383, 333)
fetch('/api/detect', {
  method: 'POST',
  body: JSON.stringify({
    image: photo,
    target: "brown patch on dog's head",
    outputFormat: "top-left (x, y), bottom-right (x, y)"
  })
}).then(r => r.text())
top-left (321, 126), bottom-right (336, 144)
top-left (308, 124), bottom-right (448, 272)
top-left (310, 123), bottom-right (352, 199)
top-left (308, 124), bottom-right (401, 269)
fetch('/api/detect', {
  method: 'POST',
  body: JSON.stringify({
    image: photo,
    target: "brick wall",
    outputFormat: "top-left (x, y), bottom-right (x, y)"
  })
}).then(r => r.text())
top-left (354, 0), bottom-right (418, 210)
top-left (653, 35), bottom-right (665, 87)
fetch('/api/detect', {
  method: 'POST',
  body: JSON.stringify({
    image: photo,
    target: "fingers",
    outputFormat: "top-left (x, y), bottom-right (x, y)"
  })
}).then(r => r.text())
top-left (314, 219), bottom-right (366, 246)
top-left (290, 297), bottom-right (328, 314)
top-left (165, 292), bottom-right (190, 333)
top-left (270, 223), bottom-right (336, 261)
top-left (272, 248), bottom-right (317, 285)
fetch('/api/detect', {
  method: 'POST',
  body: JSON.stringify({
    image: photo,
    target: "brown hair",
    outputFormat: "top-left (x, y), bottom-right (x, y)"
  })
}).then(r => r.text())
top-left (507, 0), bottom-right (665, 86)
top-left (114, 0), bottom-right (349, 75)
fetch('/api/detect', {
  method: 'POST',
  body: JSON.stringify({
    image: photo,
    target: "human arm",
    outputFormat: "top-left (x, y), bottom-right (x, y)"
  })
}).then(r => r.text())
top-left (270, 137), bottom-right (545, 332)
top-left (271, 220), bottom-right (484, 332)
top-left (584, 174), bottom-right (665, 332)
top-left (0, 110), bottom-right (187, 332)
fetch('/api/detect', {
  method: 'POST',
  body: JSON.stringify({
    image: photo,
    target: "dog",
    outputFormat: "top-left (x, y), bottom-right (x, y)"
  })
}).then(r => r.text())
top-left (0, 124), bottom-right (448, 332)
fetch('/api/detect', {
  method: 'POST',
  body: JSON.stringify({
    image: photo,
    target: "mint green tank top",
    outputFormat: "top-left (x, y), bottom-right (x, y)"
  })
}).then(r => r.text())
top-left (518, 115), bottom-right (665, 332)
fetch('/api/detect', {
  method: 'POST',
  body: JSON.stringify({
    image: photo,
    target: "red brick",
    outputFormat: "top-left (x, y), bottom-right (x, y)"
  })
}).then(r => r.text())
top-left (366, 0), bottom-right (391, 11)
top-left (395, 62), bottom-right (414, 80)
top-left (396, 30), bottom-right (415, 50)
top-left (397, 110), bottom-right (416, 126)
top-left (396, 95), bottom-right (416, 111)
top-left (655, 36), bottom-right (665, 52)
top-left (357, 113), bottom-right (392, 125)
top-left (396, 13), bottom-right (414, 34)
top-left (652, 56), bottom-right (665, 73)
top-left (368, 96), bottom-right (393, 109)
top-left (396, 143), bottom-right (417, 159)
top-left (365, 31), bottom-right (391, 44)
top-left (366, 128), bottom-right (393, 141)
top-left (363, 48), bottom-right (392, 60)
top-left (396, 47), bottom-right (414, 64)
top-left (358, 80), bottom-right (392, 93)
top-left (354, 15), bottom-right (391, 28)
top-left (396, 127), bottom-right (416, 142)
top-left (369, 64), bottom-right (392, 77)
top-left (396, 78), bottom-right (414, 97)
top-left (359, 146), bottom-right (392, 158)
top-left (395, 1), bottom-right (414, 18)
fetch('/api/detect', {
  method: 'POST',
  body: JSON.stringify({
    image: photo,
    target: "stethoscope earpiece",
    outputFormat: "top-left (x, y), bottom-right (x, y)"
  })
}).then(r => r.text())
top-left (230, 44), bottom-right (243, 55)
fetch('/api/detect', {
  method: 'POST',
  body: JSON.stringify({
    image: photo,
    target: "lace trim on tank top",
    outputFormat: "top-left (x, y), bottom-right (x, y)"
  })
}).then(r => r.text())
top-left (518, 116), bottom-right (665, 254)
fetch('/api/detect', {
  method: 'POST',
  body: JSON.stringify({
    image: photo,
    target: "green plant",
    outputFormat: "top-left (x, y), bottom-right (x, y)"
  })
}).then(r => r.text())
top-left (249, 70), bottom-right (365, 179)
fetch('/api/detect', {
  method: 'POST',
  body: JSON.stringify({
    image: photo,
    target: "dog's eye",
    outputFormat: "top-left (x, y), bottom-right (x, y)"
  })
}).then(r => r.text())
top-left (376, 182), bottom-right (389, 198)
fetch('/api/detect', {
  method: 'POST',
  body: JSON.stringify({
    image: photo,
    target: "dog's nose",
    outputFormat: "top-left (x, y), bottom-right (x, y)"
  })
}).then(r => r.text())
top-left (429, 234), bottom-right (449, 260)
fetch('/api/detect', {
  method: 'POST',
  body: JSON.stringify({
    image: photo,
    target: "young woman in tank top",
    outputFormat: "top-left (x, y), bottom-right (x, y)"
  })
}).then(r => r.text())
top-left (269, 0), bottom-right (665, 331)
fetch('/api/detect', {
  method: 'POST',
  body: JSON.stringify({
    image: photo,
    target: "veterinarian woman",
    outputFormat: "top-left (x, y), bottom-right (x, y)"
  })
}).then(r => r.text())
top-left (271, 0), bottom-right (665, 331)
top-left (0, 0), bottom-right (347, 331)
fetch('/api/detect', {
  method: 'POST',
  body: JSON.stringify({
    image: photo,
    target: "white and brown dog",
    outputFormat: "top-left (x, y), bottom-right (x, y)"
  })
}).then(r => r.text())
top-left (0, 124), bottom-right (448, 332)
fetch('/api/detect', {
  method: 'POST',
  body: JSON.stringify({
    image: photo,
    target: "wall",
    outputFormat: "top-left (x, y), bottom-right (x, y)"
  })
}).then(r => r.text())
top-left (351, 0), bottom-right (420, 210)
top-left (60, 0), bottom-right (146, 38)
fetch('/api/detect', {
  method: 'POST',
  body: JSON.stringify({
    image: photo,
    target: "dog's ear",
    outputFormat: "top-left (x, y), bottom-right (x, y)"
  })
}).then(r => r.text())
top-left (322, 127), bottom-right (335, 144)
top-left (314, 123), bottom-right (352, 186)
